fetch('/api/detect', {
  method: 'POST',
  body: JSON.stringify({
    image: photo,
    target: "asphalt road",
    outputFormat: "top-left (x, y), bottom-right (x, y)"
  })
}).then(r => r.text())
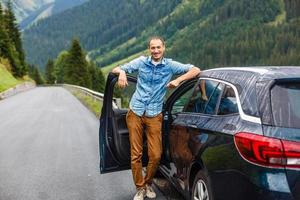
top-left (0, 87), bottom-right (170, 200)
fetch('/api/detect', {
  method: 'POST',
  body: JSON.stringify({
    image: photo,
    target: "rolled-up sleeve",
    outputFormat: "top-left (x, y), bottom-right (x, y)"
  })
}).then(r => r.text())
top-left (169, 60), bottom-right (193, 75)
top-left (120, 56), bottom-right (144, 74)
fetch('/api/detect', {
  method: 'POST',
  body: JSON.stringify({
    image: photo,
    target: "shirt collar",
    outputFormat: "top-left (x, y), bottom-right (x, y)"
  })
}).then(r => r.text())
top-left (147, 56), bottom-right (166, 66)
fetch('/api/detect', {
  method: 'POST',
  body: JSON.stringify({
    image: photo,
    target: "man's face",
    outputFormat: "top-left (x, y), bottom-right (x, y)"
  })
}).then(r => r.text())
top-left (149, 39), bottom-right (165, 62)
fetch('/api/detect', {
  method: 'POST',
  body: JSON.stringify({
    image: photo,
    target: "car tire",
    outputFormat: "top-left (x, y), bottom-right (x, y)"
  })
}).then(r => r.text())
top-left (191, 171), bottom-right (213, 200)
top-left (153, 168), bottom-right (164, 178)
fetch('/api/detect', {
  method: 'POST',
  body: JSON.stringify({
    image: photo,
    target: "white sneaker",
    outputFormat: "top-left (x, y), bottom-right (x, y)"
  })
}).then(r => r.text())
top-left (133, 188), bottom-right (146, 200)
top-left (146, 184), bottom-right (156, 199)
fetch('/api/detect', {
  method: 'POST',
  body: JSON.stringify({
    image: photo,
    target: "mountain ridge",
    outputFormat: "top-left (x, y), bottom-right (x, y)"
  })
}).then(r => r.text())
top-left (3, 0), bottom-right (87, 30)
top-left (23, 0), bottom-right (181, 68)
top-left (22, 0), bottom-right (300, 69)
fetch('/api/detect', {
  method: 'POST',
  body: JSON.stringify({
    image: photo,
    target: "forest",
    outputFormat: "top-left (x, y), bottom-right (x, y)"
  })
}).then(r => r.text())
top-left (0, 1), bottom-right (26, 77)
top-left (22, 0), bottom-right (300, 71)
top-left (0, 0), bottom-right (105, 92)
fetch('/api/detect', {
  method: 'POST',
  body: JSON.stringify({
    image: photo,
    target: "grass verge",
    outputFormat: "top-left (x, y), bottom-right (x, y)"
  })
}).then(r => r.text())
top-left (69, 90), bottom-right (103, 118)
top-left (0, 64), bottom-right (21, 92)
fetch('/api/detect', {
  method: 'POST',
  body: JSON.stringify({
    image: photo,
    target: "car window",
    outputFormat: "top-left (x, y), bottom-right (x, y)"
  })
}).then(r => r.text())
top-left (218, 85), bottom-right (238, 115)
top-left (271, 81), bottom-right (300, 128)
top-left (171, 85), bottom-right (194, 115)
top-left (185, 79), bottom-right (224, 114)
top-left (113, 81), bottom-right (136, 109)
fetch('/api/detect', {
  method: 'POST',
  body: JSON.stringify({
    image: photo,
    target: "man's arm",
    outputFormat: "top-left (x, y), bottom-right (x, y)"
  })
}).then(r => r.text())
top-left (111, 56), bottom-right (143, 88)
top-left (167, 66), bottom-right (201, 88)
top-left (112, 66), bottom-right (128, 88)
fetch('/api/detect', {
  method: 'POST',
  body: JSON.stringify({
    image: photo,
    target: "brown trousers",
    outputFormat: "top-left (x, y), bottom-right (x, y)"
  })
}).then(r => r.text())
top-left (126, 110), bottom-right (163, 189)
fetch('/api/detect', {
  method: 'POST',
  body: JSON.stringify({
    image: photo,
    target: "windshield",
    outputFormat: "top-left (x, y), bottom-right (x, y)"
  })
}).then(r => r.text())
top-left (271, 81), bottom-right (300, 128)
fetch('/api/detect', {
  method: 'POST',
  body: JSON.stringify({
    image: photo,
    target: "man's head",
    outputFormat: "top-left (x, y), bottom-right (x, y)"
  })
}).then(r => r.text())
top-left (148, 36), bottom-right (165, 62)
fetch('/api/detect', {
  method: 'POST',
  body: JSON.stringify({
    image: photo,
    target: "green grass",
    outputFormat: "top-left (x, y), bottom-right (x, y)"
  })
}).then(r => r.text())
top-left (70, 90), bottom-right (103, 117)
top-left (0, 64), bottom-right (21, 92)
top-left (268, 0), bottom-right (286, 26)
top-left (94, 37), bottom-right (139, 64)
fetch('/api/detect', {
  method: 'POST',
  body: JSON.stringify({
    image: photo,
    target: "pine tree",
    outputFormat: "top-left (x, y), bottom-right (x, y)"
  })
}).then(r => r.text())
top-left (0, 3), bottom-right (11, 60)
top-left (88, 62), bottom-right (97, 90)
top-left (4, 0), bottom-right (26, 77)
top-left (54, 51), bottom-right (70, 83)
top-left (45, 59), bottom-right (56, 84)
top-left (33, 67), bottom-right (44, 85)
top-left (88, 62), bottom-right (105, 92)
top-left (0, 2), bottom-right (3, 22)
top-left (96, 68), bottom-right (105, 93)
top-left (28, 64), bottom-right (44, 85)
top-left (64, 38), bottom-right (91, 88)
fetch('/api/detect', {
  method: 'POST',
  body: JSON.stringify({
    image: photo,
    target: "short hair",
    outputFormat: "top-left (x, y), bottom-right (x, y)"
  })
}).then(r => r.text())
top-left (148, 36), bottom-right (165, 47)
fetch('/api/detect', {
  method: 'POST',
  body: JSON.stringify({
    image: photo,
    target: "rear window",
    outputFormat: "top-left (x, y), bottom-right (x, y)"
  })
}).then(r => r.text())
top-left (271, 82), bottom-right (300, 128)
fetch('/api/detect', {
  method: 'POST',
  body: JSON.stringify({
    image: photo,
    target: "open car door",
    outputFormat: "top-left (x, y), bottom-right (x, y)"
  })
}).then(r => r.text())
top-left (99, 72), bottom-right (146, 173)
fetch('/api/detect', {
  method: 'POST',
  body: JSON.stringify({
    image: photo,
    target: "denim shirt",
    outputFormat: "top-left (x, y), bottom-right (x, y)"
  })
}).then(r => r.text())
top-left (120, 56), bottom-right (193, 117)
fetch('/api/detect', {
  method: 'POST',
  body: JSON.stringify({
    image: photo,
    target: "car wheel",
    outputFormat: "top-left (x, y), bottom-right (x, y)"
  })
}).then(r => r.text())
top-left (191, 171), bottom-right (212, 200)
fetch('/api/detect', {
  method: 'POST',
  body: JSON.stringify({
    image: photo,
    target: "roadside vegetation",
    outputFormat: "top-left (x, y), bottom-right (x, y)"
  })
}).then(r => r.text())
top-left (68, 90), bottom-right (102, 117)
top-left (0, 63), bottom-right (20, 92)
top-left (40, 38), bottom-right (106, 115)
top-left (23, 0), bottom-right (300, 72)
top-left (101, 50), bottom-right (146, 77)
top-left (44, 38), bottom-right (106, 93)
top-left (0, 1), bottom-right (26, 78)
top-left (0, 1), bottom-right (35, 93)
top-left (0, 62), bottom-right (33, 93)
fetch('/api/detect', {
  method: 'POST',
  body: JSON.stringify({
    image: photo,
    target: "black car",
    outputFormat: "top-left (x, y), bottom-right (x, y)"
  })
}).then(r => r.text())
top-left (99, 67), bottom-right (300, 200)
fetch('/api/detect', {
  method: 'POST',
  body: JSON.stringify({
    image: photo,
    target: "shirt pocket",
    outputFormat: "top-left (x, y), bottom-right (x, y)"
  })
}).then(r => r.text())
top-left (154, 69), bottom-right (169, 84)
top-left (139, 67), bottom-right (152, 83)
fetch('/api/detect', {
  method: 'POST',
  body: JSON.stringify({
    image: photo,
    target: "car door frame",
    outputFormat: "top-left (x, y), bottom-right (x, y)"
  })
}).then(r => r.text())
top-left (99, 72), bottom-right (137, 173)
top-left (100, 74), bottom-right (200, 174)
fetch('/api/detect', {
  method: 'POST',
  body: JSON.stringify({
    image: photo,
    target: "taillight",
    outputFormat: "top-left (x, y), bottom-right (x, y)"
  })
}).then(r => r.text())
top-left (282, 140), bottom-right (300, 168)
top-left (234, 132), bottom-right (300, 168)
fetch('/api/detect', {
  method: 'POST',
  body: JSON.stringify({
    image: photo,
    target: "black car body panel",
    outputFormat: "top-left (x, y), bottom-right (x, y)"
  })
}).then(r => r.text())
top-left (100, 67), bottom-right (300, 199)
top-left (99, 73), bottom-right (138, 173)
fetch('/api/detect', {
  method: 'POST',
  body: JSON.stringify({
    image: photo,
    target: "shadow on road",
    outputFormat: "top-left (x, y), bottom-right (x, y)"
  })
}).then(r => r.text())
top-left (154, 178), bottom-right (185, 200)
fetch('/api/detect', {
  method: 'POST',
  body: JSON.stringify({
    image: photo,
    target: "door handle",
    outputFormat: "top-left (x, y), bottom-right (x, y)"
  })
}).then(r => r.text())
top-left (223, 124), bottom-right (236, 131)
top-left (189, 124), bottom-right (197, 129)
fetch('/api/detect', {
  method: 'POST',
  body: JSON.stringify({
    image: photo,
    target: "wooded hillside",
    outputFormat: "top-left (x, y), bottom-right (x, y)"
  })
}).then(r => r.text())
top-left (23, 0), bottom-right (300, 70)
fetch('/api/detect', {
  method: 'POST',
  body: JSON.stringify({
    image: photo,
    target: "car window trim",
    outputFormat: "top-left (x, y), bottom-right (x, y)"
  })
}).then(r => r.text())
top-left (178, 111), bottom-right (240, 118)
top-left (203, 82), bottom-right (220, 114)
top-left (199, 77), bottom-right (261, 124)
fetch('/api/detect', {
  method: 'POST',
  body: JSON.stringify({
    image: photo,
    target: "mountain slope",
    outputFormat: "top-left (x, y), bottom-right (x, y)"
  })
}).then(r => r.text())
top-left (20, 0), bottom-right (87, 30)
top-left (98, 0), bottom-right (300, 69)
top-left (23, 0), bottom-right (300, 70)
top-left (8, 0), bottom-right (53, 22)
top-left (167, 0), bottom-right (300, 68)
top-left (4, 0), bottom-right (87, 30)
top-left (22, 0), bottom-right (181, 68)
top-left (19, 2), bottom-right (53, 29)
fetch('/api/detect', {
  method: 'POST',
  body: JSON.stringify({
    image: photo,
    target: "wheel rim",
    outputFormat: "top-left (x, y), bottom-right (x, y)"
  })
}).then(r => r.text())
top-left (193, 179), bottom-right (209, 200)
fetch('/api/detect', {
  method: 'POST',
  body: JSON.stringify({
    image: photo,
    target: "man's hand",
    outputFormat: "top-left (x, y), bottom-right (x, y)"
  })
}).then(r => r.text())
top-left (167, 79), bottom-right (180, 88)
top-left (167, 66), bottom-right (201, 89)
top-left (117, 71), bottom-right (128, 88)
top-left (112, 66), bottom-right (128, 88)
top-left (201, 94), bottom-right (208, 101)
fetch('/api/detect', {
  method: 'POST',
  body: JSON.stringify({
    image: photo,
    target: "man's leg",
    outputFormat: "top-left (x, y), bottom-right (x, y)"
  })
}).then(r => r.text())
top-left (143, 113), bottom-right (163, 185)
top-left (126, 110), bottom-right (145, 189)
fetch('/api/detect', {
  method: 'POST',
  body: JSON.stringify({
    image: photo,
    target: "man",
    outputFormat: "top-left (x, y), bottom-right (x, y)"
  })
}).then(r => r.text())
top-left (112, 36), bottom-right (200, 200)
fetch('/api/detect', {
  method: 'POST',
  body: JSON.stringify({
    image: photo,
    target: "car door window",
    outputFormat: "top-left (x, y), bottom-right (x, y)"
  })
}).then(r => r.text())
top-left (113, 82), bottom-right (136, 109)
top-left (185, 79), bottom-right (224, 114)
top-left (218, 85), bottom-right (239, 115)
top-left (171, 85), bottom-right (195, 115)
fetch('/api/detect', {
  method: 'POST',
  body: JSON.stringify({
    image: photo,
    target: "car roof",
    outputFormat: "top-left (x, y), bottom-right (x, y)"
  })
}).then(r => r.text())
top-left (202, 66), bottom-right (300, 83)
top-left (199, 66), bottom-right (300, 117)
